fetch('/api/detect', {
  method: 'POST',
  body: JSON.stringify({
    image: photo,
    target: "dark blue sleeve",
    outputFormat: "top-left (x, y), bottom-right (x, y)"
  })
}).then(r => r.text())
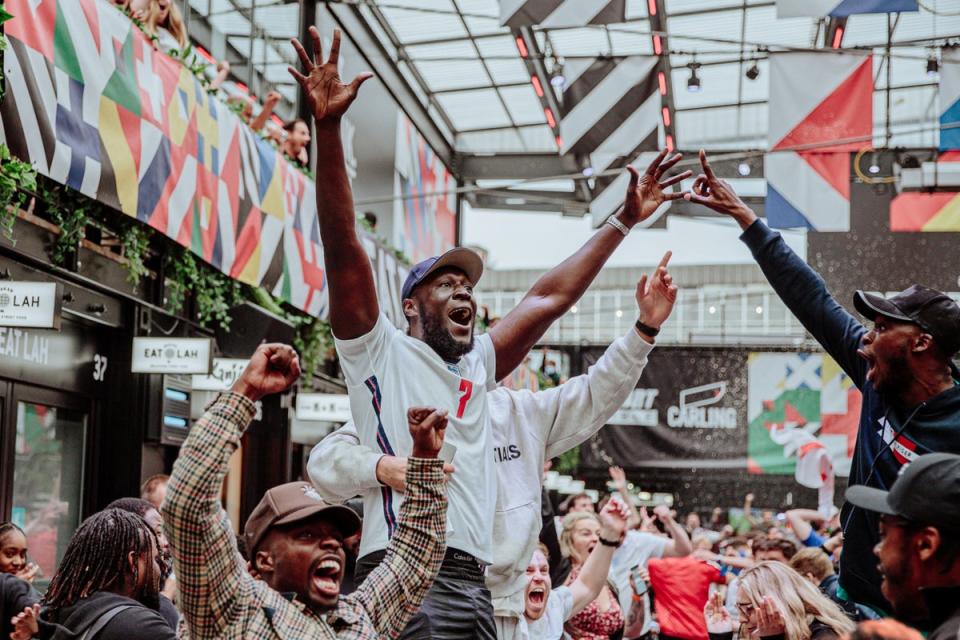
top-left (740, 220), bottom-right (868, 388)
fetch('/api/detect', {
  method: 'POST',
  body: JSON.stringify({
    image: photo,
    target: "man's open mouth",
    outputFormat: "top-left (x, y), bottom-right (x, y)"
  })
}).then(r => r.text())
top-left (448, 307), bottom-right (473, 327)
top-left (528, 586), bottom-right (546, 606)
top-left (311, 558), bottom-right (342, 596)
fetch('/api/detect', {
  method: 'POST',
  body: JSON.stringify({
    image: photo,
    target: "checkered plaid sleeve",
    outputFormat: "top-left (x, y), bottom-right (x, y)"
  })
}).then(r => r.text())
top-left (350, 457), bottom-right (447, 638)
top-left (163, 392), bottom-right (258, 638)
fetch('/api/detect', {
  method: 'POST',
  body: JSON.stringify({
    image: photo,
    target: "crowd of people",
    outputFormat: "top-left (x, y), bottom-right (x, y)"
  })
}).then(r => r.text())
top-left (1, 22), bottom-right (959, 640)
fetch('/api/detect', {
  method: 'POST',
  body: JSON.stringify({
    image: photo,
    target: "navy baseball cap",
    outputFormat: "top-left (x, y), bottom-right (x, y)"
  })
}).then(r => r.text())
top-left (845, 453), bottom-right (960, 533)
top-left (854, 285), bottom-right (960, 356)
top-left (401, 247), bottom-right (484, 300)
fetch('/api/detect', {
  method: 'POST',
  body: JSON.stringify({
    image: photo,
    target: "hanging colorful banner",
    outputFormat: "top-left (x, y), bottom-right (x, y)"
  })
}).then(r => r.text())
top-left (393, 114), bottom-right (456, 264)
top-left (775, 0), bottom-right (917, 18)
top-left (0, 0), bottom-right (328, 316)
top-left (940, 48), bottom-right (960, 151)
top-left (765, 52), bottom-right (873, 231)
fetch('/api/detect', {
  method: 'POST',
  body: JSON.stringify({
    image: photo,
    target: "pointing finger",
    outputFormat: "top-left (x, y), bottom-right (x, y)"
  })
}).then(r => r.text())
top-left (700, 149), bottom-right (716, 181)
top-left (658, 250), bottom-right (673, 269)
top-left (655, 152), bottom-right (683, 180)
top-left (659, 169), bottom-right (693, 189)
top-left (636, 273), bottom-right (648, 298)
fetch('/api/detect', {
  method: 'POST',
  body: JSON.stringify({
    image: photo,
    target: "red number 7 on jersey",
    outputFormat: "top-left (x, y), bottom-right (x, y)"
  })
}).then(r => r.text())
top-left (456, 379), bottom-right (473, 419)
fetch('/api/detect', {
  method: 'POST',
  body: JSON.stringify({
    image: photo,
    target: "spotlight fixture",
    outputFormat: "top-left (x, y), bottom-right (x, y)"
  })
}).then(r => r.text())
top-left (737, 162), bottom-right (751, 176)
top-left (745, 62), bottom-right (760, 80)
top-left (868, 163), bottom-right (881, 174)
top-left (687, 61), bottom-right (702, 92)
top-left (550, 57), bottom-right (566, 88)
top-left (927, 54), bottom-right (939, 77)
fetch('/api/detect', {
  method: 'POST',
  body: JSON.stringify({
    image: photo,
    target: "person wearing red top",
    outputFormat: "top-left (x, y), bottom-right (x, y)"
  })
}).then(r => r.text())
top-left (648, 555), bottom-right (725, 640)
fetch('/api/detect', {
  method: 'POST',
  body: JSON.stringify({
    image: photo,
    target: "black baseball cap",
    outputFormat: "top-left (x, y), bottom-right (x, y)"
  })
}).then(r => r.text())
top-left (401, 247), bottom-right (484, 300)
top-left (845, 453), bottom-right (960, 532)
top-left (854, 285), bottom-right (960, 356)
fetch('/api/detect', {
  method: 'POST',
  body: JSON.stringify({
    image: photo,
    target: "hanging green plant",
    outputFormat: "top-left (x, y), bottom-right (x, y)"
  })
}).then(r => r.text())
top-left (119, 219), bottom-right (150, 286)
top-left (0, 144), bottom-right (37, 241)
top-left (555, 445), bottom-right (580, 476)
top-left (37, 178), bottom-right (94, 266)
top-left (0, 6), bottom-right (11, 102)
top-left (165, 247), bottom-right (241, 331)
top-left (293, 315), bottom-right (335, 382)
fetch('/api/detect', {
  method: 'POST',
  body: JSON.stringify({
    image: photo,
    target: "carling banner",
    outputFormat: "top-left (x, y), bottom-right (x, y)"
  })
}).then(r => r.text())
top-left (0, 0), bottom-right (329, 316)
top-left (580, 348), bottom-right (749, 470)
top-left (765, 52), bottom-right (872, 231)
top-left (393, 114), bottom-right (456, 263)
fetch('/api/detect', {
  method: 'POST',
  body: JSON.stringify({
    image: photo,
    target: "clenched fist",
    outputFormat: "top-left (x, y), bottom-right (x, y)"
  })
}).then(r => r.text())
top-left (407, 407), bottom-right (448, 459)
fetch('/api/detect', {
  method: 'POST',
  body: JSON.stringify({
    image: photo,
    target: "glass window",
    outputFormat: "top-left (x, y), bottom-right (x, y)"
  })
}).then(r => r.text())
top-left (12, 402), bottom-right (86, 585)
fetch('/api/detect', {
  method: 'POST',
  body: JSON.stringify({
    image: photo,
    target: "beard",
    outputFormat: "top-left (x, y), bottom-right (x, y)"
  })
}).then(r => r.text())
top-left (420, 303), bottom-right (474, 362)
top-left (874, 348), bottom-right (913, 399)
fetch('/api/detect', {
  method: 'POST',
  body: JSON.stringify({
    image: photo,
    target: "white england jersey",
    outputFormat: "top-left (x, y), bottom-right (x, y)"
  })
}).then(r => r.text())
top-left (335, 313), bottom-right (497, 563)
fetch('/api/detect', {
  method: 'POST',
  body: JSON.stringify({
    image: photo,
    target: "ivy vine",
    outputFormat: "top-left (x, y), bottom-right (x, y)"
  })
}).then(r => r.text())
top-left (36, 178), bottom-right (94, 266)
top-left (0, 144), bottom-right (37, 241)
top-left (165, 247), bottom-right (242, 330)
top-left (0, 5), bottom-right (10, 102)
top-left (118, 219), bottom-right (150, 286)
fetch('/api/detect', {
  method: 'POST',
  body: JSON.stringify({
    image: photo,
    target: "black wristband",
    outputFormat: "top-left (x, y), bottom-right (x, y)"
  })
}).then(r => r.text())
top-left (599, 536), bottom-right (622, 548)
top-left (635, 319), bottom-right (660, 337)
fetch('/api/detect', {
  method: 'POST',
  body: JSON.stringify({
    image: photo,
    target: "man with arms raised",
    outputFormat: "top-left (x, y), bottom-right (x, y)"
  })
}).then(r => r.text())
top-left (162, 344), bottom-right (451, 638)
top-left (288, 26), bottom-right (689, 638)
top-left (685, 150), bottom-right (960, 615)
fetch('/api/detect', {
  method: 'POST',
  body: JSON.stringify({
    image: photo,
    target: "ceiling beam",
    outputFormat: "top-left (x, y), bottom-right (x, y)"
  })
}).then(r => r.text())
top-left (457, 153), bottom-right (578, 181)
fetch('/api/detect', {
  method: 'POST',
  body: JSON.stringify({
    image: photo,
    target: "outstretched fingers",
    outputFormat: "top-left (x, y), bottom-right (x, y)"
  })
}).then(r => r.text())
top-left (349, 72), bottom-right (375, 95)
top-left (627, 165), bottom-right (640, 191)
top-left (328, 28), bottom-right (341, 65)
top-left (644, 149), bottom-right (669, 176)
top-left (659, 169), bottom-right (692, 189)
top-left (636, 273), bottom-right (649, 299)
top-left (658, 250), bottom-right (673, 269)
top-left (309, 26), bottom-right (324, 66)
top-left (654, 152), bottom-right (683, 180)
top-left (291, 37), bottom-right (312, 71)
top-left (699, 149), bottom-right (716, 181)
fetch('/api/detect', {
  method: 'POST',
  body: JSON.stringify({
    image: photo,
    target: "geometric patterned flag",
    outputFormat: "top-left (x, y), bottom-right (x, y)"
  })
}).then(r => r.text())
top-left (765, 52), bottom-right (873, 231)
top-left (747, 352), bottom-right (861, 478)
top-left (940, 48), bottom-right (960, 151)
top-left (0, 0), bottom-right (332, 317)
top-left (499, 0), bottom-right (625, 29)
top-left (890, 151), bottom-right (960, 231)
top-left (776, 0), bottom-right (917, 18)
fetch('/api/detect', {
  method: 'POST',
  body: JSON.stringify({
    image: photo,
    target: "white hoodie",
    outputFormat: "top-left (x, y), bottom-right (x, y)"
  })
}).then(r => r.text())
top-left (307, 328), bottom-right (653, 621)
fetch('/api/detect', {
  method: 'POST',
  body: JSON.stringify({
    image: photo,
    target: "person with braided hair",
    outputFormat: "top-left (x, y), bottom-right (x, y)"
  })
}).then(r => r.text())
top-left (9, 508), bottom-right (175, 640)
top-left (1, 522), bottom-right (39, 640)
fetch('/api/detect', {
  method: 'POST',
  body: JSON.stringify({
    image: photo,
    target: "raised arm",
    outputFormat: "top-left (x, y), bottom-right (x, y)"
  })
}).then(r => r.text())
top-left (609, 466), bottom-right (644, 530)
top-left (654, 505), bottom-right (693, 558)
top-left (488, 151), bottom-right (690, 381)
top-left (353, 407), bottom-right (448, 636)
top-left (288, 28), bottom-right (377, 339)
top-left (685, 151), bottom-right (867, 385)
top-left (164, 344), bottom-right (300, 637)
top-left (785, 508), bottom-right (824, 544)
top-left (249, 90), bottom-right (281, 133)
top-left (567, 500), bottom-right (630, 616)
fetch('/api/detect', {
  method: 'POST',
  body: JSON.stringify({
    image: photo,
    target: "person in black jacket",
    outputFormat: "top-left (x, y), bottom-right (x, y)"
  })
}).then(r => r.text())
top-left (846, 453), bottom-right (960, 640)
top-left (10, 508), bottom-right (175, 640)
top-left (2, 572), bottom-right (39, 640)
top-left (686, 150), bottom-right (960, 615)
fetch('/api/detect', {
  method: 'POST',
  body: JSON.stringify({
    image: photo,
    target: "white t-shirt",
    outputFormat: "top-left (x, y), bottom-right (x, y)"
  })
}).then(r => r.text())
top-left (610, 531), bottom-right (670, 638)
top-left (519, 586), bottom-right (573, 640)
top-left (335, 313), bottom-right (497, 563)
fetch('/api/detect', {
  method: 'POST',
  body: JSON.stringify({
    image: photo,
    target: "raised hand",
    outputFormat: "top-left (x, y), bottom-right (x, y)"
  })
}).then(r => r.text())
top-left (704, 592), bottom-right (734, 635)
top-left (231, 344), bottom-right (301, 402)
top-left (684, 150), bottom-right (758, 228)
top-left (15, 562), bottom-right (39, 583)
top-left (10, 604), bottom-right (40, 640)
top-left (609, 465), bottom-right (628, 489)
top-left (652, 504), bottom-right (674, 523)
top-left (599, 498), bottom-right (631, 541)
top-left (636, 251), bottom-right (678, 331)
top-left (621, 150), bottom-right (693, 226)
top-left (408, 407), bottom-right (448, 459)
top-left (755, 596), bottom-right (786, 637)
top-left (288, 28), bottom-right (373, 123)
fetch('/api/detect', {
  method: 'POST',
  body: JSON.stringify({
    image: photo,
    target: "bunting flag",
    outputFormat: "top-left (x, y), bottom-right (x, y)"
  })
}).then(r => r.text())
top-left (765, 52), bottom-right (873, 231)
top-left (890, 152), bottom-right (960, 231)
top-left (499, 0), bottom-right (626, 29)
top-left (550, 56), bottom-right (662, 226)
top-left (0, 0), bottom-right (331, 317)
top-left (748, 352), bottom-right (860, 478)
top-left (775, 0), bottom-right (917, 18)
top-left (940, 48), bottom-right (960, 151)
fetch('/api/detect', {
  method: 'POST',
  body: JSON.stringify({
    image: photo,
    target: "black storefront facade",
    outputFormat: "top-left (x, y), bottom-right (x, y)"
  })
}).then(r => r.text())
top-left (0, 213), bottom-right (304, 582)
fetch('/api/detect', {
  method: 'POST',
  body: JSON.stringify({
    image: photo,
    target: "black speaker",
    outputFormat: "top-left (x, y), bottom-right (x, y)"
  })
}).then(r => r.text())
top-left (215, 302), bottom-right (296, 357)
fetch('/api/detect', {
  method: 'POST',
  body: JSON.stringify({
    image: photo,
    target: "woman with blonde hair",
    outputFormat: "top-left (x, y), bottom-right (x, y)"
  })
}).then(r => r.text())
top-left (144, 0), bottom-right (230, 89)
top-left (705, 561), bottom-right (856, 640)
top-left (560, 510), bottom-right (624, 639)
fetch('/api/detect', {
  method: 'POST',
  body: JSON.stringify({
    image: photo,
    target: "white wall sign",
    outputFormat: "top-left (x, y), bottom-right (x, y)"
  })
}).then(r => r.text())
top-left (0, 282), bottom-right (62, 329)
top-left (131, 338), bottom-right (213, 374)
top-left (296, 393), bottom-right (352, 422)
top-left (192, 358), bottom-right (249, 391)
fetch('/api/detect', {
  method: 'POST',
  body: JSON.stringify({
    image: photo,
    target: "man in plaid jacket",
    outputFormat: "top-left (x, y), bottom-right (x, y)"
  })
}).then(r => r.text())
top-left (163, 343), bottom-right (449, 639)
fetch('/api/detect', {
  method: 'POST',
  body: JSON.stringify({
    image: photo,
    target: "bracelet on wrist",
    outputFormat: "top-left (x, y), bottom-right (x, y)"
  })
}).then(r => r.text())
top-left (598, 536), bottom-right (622, 548)
top-left (635, 319), bottom-right (660, 338)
